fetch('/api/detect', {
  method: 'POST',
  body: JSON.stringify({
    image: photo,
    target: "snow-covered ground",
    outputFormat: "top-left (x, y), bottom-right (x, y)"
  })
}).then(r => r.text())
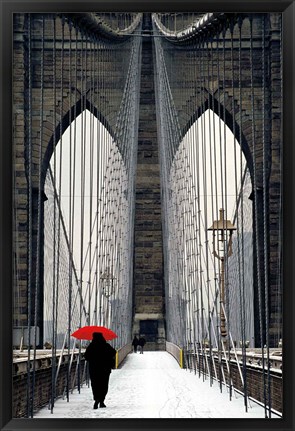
top-left (34, 351), bottom-right (280, 419)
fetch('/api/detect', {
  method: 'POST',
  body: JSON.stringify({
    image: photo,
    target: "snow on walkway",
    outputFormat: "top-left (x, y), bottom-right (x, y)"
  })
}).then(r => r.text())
top-left (34, 351), bottom-right (279, 419)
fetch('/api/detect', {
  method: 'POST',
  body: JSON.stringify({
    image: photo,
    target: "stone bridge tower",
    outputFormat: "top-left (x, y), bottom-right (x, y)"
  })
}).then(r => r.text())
top-left (132, 13), bottom-right (166, 350)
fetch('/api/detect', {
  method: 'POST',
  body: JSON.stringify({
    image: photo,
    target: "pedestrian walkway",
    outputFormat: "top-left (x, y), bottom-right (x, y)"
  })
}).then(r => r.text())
top-left (34, 352), bottom-right (279, 419)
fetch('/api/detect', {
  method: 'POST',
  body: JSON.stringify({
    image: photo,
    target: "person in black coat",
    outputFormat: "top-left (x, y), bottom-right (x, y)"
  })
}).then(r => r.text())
top-left (131, 335), bottom-right (139, 353)
top-left (84, 332), bottom-right (116, 409)
top-left (138, 335), bottom-right (146, 354)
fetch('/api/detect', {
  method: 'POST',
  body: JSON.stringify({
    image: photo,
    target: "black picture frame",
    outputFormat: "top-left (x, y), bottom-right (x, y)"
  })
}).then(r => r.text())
top-left (1, 1), bottom-right (294, 430)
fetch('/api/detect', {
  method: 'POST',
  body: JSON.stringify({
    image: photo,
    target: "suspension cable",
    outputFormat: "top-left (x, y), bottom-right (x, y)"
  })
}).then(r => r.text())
top-left (26, 12), bottom-right (33, 419)
top-left (31, 13), bottom-right (45, 418)
top-left (238, 16), bottom-right (248, 412)
top-left (261, 13), bottom-right (271, 418)
top-left (250, 15), bottom-right (268, 418)
top-left (50, 13), bottom-right (57, 414)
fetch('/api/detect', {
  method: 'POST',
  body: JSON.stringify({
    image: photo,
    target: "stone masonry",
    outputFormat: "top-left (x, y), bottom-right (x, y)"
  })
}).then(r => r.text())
top-left (132, 15), bottom-right (165, 350)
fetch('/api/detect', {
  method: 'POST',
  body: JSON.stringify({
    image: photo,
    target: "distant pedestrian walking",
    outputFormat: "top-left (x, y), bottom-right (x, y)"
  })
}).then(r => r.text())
top-left (132, 335), bottom-right (139, 353)
top-left (84, 332), bottom-right (116, 409)
top-left (138, 336), bottom-right (146, 354)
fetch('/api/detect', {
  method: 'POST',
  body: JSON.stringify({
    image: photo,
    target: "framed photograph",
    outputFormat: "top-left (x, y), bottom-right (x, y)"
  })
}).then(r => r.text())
top-left (1, 1), bottom-right (294, 430)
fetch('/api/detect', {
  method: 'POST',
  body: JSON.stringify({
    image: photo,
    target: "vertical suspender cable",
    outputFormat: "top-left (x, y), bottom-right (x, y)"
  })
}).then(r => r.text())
top-left (83, 35), bottom-right (89, 326)
top-left (215, 27), bottom-right (224, 393)
top-left (190, 67), bottom-right (199, 375)
top-left (199, 35), bottom-right (206, 381)
top-left (228, 17), bottom-right (239, 402)
top-left (211, 29), bottom-right (222, 386)
top-left (67, 18), bottom-right (73, 402)
top-left (189, 31), bottom-right (198, 372)
top-left (79, 30), bottom-right (85, 328)
top-left (98, 40), bottom-right (105, 327)
top-left (50, 14), bottom-right (57, 413)
top-left (102, 39), bottom-right (107, 328)
top-left (82, 31), bottom-right (89, 385)
top-left (91, 36), bottom-right (96, 326)
top-left (78, 28), bottom-right (85, 391)
top-left (80, 31), bottom-right (90, 385)
top-left (53, 18), bottom-right (65, 388)
top-left (88, 35), bottom-right (94, 328)
top-left (95, 35), bottom-right (100, 327)
top-left (250, 15), bottom-right (268, 418)
top-left (95, 35), bottom-right (102, 328)
top-left (220, 24), bottom-right (232, 396)
top-left (188, 33), bottom-right (197, 374)
top-left (209, 31), bottom-right (220, 383)
top-left (58, 15), bottom-right (65, 339)
top-left (73, 25), bottom-right (83, 394)
top-left (238, 16), bottom-right (248, 411)
top-left (207, 34), bottom-right (215, 386)
top-left (194, 34), bottom-right (203, 379)
top-left (203, 33), bottom-right (212, 341)
top-left (26, 12), bottom-right (33, 418)
top-left (261, 13), bottom-right (271, 417)
top-left (200, 35), bottom-right (211, 381)
top-left (187, 36), bottom-right (196, 373)
top-left (91, 37), bottom-right (98, 325)
top-left (50, 15), bottom-right (56, 413)
top-left (184, 35), bottom-right (191, 368)
top-left (108, 41), bottom-right (114, 330)
top-left (229, 17), bottom-right (248, 404)
top-left (278, 12), bottom-right (282, 348)
top-left (223, 22), bottom-right (232, 401)
top-left (99, 40), bottom-right (104, 327)
top-left (31, 14), bottom-right (45, 418)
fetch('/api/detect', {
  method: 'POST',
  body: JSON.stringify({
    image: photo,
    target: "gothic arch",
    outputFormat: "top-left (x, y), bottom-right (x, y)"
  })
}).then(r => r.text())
top-left (182, 94), bottom-right (254, 181)
top-left (41, 97), bottom-right (115, 190)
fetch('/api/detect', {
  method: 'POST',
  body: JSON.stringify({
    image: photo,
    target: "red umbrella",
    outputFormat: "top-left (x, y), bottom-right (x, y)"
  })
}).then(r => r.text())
top-left (71, 326), bottom-right (117, 341)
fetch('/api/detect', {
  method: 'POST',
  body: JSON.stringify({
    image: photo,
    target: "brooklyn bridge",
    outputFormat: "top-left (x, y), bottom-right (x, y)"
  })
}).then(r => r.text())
top-left (2, 7), bottom-right (289, 424)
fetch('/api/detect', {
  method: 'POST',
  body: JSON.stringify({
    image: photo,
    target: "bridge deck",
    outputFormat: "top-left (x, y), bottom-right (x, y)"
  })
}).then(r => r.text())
top-left (34, 352), bottom-right (277, 419)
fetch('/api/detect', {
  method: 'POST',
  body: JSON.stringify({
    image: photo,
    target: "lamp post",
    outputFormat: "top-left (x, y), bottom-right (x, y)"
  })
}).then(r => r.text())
top-left (100, 267), bottom-right (116, 326)
top-left (100, 267), bottom-right (116, 298)
top-left (208, 209), bottom-right (236, 340)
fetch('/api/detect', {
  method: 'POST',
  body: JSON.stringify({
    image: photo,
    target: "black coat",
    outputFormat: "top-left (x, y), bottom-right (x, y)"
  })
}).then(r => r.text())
top-left (132, 337), bottom-right (139, 346)
top-left (84, 339), bottom-right (116, 376)
top-left (138, 337), bottom-right (146, 347)
top-left (84, 333), bottom-right (116, 403)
